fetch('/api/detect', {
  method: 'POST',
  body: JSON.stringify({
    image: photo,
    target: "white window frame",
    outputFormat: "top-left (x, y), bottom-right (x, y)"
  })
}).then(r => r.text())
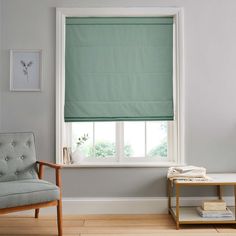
top-left (56, 7), bottom-right (185, 167)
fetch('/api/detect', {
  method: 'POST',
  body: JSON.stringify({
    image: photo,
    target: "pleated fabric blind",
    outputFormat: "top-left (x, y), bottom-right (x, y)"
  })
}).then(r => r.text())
top-left (65, 17), bottom-right (174, 122)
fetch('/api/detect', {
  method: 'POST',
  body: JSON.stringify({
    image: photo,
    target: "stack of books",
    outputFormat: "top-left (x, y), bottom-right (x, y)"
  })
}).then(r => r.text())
top-left (196, 200), bottom-right (233, 218)
top-left (202, 199), bottom-right (226, 211)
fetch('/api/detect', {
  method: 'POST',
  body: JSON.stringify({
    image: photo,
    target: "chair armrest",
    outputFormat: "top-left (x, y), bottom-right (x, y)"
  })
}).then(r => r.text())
top-left (36, 161), bottom-right (62, 169)
top-left (36, 161), bottom-right (62, 187)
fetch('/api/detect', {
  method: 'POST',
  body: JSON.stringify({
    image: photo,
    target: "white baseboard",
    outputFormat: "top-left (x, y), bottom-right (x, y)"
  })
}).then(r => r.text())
top-left (62, 197), bottom-right (168, 214)
top-left (8, 196), bottom-right (235, 215)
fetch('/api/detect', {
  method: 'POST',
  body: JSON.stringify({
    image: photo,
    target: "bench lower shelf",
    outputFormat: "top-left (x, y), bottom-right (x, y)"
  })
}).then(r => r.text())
top-left (170, 206), bottom-right (236, 224)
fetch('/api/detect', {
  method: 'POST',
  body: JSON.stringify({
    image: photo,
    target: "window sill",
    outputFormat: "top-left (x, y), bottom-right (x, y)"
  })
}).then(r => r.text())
top-left (60, 162), bottom-right (185, 168)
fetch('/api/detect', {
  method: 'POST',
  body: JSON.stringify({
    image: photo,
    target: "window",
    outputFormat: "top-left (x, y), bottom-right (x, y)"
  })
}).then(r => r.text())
top-left (56, 8), bottom-right (184, 167)
top-left (68, 121), bottom-right (171, 163)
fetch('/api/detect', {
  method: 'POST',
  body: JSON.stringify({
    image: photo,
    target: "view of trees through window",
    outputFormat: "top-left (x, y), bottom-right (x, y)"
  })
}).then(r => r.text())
top-left (71, 121), bottom-right (168, 161)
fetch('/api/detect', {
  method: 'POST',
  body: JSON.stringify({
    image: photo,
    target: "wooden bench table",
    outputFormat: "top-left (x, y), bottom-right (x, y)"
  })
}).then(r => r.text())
top-left (168, 173), bottom-right (236, 229)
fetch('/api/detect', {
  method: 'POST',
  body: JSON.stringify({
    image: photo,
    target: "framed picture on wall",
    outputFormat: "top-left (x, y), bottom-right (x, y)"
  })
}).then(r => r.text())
top-left (10, 49), bottom-right (42, 91)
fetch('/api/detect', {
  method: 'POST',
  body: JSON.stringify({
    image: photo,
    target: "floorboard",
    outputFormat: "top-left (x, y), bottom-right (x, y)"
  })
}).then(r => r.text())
top-left (0, 214), bottom-right (235, 235)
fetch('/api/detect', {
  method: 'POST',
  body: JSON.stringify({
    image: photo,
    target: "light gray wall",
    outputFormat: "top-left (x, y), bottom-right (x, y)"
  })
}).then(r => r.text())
top-left (1, 0), bottom-right (236, 198)
top-left (0, 0), bottom-right (2, 129)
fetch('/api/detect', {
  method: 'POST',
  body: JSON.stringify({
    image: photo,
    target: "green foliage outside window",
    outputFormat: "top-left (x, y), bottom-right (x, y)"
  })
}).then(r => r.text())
top-left (146, 122), bottom-right (168, 158)
top-left (147, 140), bottom-right (167, 158)
top-left (80, 141), bottom-right (167, 158)
top-left (77, 134), bottom-right (167, 158)
top-left (87, 142), bottom-right (133, 158)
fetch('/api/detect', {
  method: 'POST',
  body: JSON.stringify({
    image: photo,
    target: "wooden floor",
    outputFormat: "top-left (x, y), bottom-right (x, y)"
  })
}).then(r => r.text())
top-left (0, 214), bottom-right (236, 236)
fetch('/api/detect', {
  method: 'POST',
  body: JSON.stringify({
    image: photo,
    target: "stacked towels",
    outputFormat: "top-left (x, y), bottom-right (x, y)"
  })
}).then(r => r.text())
top-left (167, 165), bottom-right (209, 181)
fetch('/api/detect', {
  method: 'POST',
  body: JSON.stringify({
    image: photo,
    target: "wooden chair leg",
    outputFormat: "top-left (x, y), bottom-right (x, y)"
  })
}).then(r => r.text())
top-left (57, 199), bottom-right (63, 236)
top-left (35, 209), bottom-right (39, 218)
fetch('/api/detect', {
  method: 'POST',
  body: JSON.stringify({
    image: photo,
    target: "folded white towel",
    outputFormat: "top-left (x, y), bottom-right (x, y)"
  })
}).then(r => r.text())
top-left (174, 165), bottom-right (203, 173)
top-left (167, 165), bottom-right (206, 179)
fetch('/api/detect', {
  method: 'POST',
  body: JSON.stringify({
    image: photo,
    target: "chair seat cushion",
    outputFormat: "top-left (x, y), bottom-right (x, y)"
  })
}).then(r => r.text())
top-left (0, 179), bottom-right (60, 209)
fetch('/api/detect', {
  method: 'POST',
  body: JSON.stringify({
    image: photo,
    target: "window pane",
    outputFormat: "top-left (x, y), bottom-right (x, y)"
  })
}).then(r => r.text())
top-left (124, 122), bottom-right (145, 157)
top-left (94, 122), bottom-right (116, 158)
top-left (147, 121), bottom-right (168, 158)
top-left (71, 122), bottom-right (93, 158)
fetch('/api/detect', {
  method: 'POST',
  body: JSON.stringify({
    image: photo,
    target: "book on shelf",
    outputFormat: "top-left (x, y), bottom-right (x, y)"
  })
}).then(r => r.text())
top-left (196, 207), bottom-right (233, 218)
top-left (202, 199), bottom-right (226, 211)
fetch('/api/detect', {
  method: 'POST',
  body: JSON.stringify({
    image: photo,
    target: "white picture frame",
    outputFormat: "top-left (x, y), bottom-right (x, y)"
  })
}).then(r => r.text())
top-left (10, 49), bottom-right (42, 91)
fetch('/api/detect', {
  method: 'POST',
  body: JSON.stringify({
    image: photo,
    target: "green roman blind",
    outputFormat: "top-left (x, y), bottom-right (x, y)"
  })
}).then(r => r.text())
top-left (65, 17), bottom-right (174, 122)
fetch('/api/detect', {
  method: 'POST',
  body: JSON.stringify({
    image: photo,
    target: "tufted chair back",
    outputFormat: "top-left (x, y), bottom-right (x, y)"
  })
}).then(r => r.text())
top-left (0, 133), bottom-right (38, 182)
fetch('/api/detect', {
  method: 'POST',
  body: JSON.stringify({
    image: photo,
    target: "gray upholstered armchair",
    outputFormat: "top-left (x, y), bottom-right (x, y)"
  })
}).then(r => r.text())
top-left (0, 132), bottom-right (62, 235)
